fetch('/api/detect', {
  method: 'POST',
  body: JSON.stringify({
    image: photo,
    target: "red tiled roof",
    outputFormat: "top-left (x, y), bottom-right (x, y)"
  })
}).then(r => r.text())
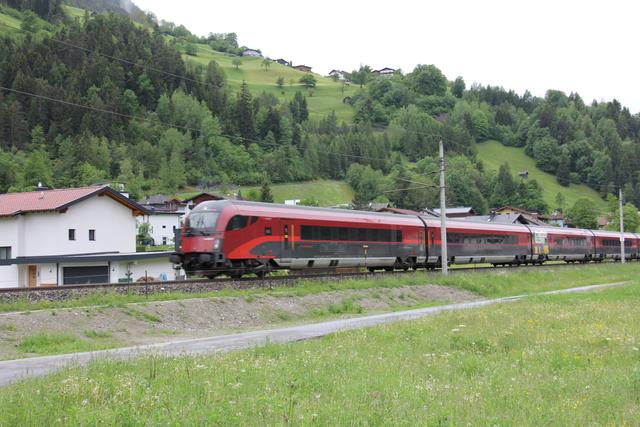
top-left (0, 186), bottom-right (147, 217)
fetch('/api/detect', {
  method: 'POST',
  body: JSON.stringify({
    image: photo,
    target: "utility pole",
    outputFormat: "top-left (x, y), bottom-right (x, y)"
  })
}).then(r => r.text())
top-left (620, 187), bottom-right (625, 263)
top-left (439, 139), bottom-right (448, 276)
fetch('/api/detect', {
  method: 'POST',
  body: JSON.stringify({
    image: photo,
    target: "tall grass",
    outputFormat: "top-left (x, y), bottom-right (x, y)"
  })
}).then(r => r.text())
top-left (1, 282), bottom-right (638, 425)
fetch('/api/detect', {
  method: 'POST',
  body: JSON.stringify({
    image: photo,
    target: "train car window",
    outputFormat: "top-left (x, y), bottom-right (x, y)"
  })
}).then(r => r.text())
top-left (264, 227), bottom-right (272, 236)
top-left (251, 216), bottom-right (259, 224)
top-left (301, 226), bottom-right (312, 239)
top-left (300, 225), bottom-right (401, 242)
top-left (339, 227), bottom-right (349, 241)
top-left (226, 215), bottom-right (249, 231)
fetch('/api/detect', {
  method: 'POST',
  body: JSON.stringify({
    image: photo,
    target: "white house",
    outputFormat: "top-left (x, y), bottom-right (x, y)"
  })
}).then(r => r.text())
top-left (137, 212), bottom-right (182, 246)
top-left (0, 186), bottom-right (181, 288)
top-left (375, 67), bottom-right (396, 77)
top-left (138, 194), bottom-right (184, 246)
top-left (241, 49), bottom-right (262, 57)
top-left (328, 69), bottom-right (348, 81)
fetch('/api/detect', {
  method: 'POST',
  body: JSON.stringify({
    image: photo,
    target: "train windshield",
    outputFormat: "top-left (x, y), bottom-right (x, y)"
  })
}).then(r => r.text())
top-left (184, 212), bottom-right (220, 236)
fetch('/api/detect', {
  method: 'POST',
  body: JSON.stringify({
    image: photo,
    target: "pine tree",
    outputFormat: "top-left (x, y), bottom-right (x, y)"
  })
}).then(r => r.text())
top-left (236, 81), bottom-right (255, 143)
top-left (260, 177), bottom-right (274, 203)
top-left (556, 152), bottom-right (571, 186)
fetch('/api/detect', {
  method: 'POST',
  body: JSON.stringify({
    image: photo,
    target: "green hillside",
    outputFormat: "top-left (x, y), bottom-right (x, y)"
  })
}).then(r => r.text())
top-left (61, 4), bottom-right (85, 19)
top-left (183, 43), bottom-right (357, 121)
top-left (241, 180), bottom-right (354, 206)
top-left (476, 140), bottom-right (607, 212)
top-left (179, 180), bottom-right (354, 207)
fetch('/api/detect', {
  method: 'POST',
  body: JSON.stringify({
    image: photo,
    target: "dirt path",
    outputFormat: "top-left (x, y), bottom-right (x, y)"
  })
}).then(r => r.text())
top-left (0, 284), bottom-right (479, 360)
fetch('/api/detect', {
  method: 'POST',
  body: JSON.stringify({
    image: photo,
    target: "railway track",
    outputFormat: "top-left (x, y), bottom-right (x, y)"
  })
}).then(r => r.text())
top-left (0, 260), bottom-right (623, 295)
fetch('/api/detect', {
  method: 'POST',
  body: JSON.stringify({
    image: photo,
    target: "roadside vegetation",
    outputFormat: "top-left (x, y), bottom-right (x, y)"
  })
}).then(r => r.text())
top-left (1, 281), bottom-right (638, 425)
top-left (15, 331), bottom-right (122, 356)
top-left (1, 262), bottom-right (638, 313)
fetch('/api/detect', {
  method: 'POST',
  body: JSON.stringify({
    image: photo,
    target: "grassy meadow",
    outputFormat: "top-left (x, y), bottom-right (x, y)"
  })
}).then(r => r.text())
top-left (177, 179), bottom-right (354, 206)
top-left (1, 262), bottom-right (638, 314)
top-left (1, 278), bottom-right (638, 424)
top-left (13, 331), bottom-right (122, 357)
top-left (239, 179), bottom-right (354, 206)
top-left (477, 140), bottom-right (607, 212)
top-left (183, 43), bottom-right (357, 121)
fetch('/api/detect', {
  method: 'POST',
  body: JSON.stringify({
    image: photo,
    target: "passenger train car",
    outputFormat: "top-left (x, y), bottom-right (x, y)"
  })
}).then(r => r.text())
top-left (170, 200), bottom-right (640, 278)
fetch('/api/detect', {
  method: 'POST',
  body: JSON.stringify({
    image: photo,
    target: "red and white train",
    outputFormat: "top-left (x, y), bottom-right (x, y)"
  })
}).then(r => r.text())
top-left (170, 200), bottom-right (639, 278)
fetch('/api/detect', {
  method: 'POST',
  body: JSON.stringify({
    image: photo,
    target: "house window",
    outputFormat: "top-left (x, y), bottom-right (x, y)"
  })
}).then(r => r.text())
top-left (0, 247), bottom-right (11, 260)
top-left (162, 237), bottom-right (167, 245)
top-left (162, 225), bottom-right (167, 229)
top-left (89, 229), bottom-right (96, 241)
top-left (68, 229), bottom-right (76, 241)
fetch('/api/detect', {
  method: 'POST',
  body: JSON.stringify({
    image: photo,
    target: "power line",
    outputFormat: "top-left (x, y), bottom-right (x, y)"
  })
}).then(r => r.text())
top-left (0, 85), bottom-right (393, 163)
top-left (383, 184), bottom-right (438, 193)
top-left (0, 20), bottom-right (449, 142)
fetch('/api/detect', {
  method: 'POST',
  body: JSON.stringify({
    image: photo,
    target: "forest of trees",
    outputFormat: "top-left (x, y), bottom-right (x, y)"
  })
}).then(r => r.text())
top-left (1, 4), bottom-right (640, 224)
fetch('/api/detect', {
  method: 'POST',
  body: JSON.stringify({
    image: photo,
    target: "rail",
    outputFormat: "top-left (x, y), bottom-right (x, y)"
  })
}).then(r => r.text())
top-left (0, 260), bottom-right (621, 295)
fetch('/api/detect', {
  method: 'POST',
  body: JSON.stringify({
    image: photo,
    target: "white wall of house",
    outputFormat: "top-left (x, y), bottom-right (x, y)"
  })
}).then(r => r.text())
top-left (0, 257), bottom-right (182, 288)
top-left (0, 216), bottom-right (22, 288)
top-left (20, 195), bottom-right (136, 256)
top-left (138, 214), bottom-right (182, 246)
top-left (0, 266), bottom-right (19, 288)
top-left (111, 258), bottom-right (182, 282)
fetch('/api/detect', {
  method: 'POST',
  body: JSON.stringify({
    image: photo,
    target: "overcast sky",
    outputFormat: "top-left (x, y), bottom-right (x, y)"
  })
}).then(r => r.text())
top-left (134, 0), bottom-right (640, 113)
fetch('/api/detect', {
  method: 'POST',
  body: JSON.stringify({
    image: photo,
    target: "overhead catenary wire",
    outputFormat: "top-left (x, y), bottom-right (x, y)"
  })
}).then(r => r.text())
top-left (0, 85), bottom-right (394, 163)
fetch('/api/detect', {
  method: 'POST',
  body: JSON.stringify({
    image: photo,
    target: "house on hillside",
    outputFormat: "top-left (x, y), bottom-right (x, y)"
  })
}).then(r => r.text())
top-left (0, 186), bottom-right (182, 288)
top-left (374, 67), bottom-right (396, 77)
top-left (597, 215), bottom-right (609, 229)
top-left (328, 69), bottom-right (348, 81)
top-left (242, 48), bottom-right (262, 57)
top-left (492, 206), bottom-right (547, 226)
top-left (432, 207), bottom-right (476, 218)
top-left (275, 58), bottom-right (291, 66)
top-left (182, 192), bottom-right (225, 212)
top-left (293, 65), bottom-right (312, 73)
top-left (546, 212), bottom-right (566, 227)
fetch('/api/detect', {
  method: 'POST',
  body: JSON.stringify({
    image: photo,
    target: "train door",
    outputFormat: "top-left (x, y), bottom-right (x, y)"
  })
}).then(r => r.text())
top-left (532, 230), bottom-right (549, 258)
top-left (280, 221), bottom-right (294, 260)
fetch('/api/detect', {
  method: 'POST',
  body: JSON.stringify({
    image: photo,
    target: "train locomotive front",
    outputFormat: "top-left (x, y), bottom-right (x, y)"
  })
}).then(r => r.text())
top-left (170, 201), bottom-right (237, 278)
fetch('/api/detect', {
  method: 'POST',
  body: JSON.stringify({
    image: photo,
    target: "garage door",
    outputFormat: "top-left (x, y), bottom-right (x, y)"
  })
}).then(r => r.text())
top-left (63, 266), bottom-right (109, 285)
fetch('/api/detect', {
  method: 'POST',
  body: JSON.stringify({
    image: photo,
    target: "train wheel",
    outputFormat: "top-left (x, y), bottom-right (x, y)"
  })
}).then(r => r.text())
top-left (255, 271), bottom-right (267, 279)
top-left (229, 272), bottom-right (243, 279)
top-left (368, 267), bottom-right (376, 273)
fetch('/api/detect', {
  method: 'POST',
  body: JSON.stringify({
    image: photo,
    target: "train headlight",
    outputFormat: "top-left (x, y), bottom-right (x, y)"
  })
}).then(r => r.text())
top-left (213, 239), bottom-right (221, 250)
